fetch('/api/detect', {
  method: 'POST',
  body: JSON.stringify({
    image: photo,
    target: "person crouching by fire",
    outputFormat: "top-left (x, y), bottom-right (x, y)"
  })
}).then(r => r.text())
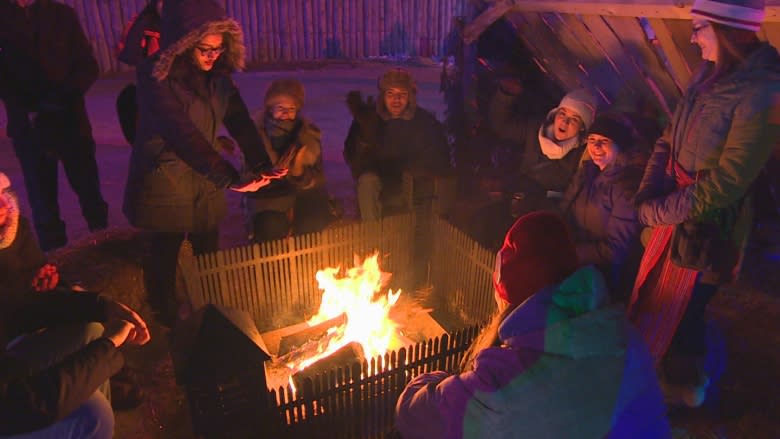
top-left (242, 78), bottom-right (334, 243)
top-left (394, 211), bottom-right (671, 438)
top-left (343, 68), bottom-right (452, 221)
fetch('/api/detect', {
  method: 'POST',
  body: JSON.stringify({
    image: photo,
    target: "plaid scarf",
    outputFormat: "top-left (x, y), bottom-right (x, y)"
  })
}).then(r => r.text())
top-left (627, 161), bottom-right (698, 363)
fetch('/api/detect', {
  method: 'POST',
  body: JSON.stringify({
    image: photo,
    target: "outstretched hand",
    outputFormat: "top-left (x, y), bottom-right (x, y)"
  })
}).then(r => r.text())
top-left (105, 299), bottom-right (150, 346)
top-left (229, 168), bottom-right (289, 193)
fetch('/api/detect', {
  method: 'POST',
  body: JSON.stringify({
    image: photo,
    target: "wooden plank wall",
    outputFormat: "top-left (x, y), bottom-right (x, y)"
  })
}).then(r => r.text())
top-left (59, 0), bottom-right (467, 75)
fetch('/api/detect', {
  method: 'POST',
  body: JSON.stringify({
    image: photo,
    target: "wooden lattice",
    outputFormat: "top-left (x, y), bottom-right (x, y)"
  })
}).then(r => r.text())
top-left (269, 325), bottom-right (481, 438)
top-left (184, 214), bottom-right (417, 332)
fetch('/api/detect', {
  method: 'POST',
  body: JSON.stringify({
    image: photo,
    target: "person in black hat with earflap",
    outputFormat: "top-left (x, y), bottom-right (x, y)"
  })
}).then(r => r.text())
top-left (344, 68), bottom-right (452, 221)
top-left (560, 112), bottom-right (647, 302)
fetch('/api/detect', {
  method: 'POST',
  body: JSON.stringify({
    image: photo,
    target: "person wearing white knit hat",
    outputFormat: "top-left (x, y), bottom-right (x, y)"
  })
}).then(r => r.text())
top-left (631, 0), bottom-right (780, 409)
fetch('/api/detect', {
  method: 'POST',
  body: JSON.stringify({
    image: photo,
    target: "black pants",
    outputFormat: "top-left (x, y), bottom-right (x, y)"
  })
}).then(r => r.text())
top-left (250, 190), bottom-right (334, 243)
top-left (144, 230), bottom-right (219, 321)
top-left (664, 281), bottom-right (719, 385)
top-left (5, 99), bottom-right (108, 251)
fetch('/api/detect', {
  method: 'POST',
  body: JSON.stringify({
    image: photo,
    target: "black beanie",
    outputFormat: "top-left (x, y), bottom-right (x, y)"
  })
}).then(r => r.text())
top-left (588, 113), bottom-right (633, 150)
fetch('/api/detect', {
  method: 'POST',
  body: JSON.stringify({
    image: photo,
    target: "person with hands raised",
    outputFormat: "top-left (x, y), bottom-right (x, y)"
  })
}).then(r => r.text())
top-left (123, 0), bottom-right (278, 326)
top-left (0, 288), bottom-right (150, 439)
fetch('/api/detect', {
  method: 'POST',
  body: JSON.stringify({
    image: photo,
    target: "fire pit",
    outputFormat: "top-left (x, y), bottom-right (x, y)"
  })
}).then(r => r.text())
top-left (177, 211), bottom-right (496, 438)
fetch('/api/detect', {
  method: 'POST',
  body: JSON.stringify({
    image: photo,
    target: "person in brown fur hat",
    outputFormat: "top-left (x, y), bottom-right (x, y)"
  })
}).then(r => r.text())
top-left (242, 78), bottom-right (334, 242)
top-left (344, 68), bottom-right (452, 221)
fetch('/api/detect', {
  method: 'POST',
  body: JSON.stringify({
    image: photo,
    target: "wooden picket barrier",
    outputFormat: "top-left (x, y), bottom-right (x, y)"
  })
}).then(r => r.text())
top-left (59, 0), bottom-right (468, 75)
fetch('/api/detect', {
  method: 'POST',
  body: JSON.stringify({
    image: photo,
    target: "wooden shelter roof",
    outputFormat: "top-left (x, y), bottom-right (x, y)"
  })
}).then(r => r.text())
top-left (462, 0), bottom-right (780, 117)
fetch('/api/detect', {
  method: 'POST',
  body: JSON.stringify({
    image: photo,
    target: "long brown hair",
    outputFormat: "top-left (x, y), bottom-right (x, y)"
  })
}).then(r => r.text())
top-left (458, 302), bottom-right (519, 373)
top-left (699, 22), bottom-right (762, 88)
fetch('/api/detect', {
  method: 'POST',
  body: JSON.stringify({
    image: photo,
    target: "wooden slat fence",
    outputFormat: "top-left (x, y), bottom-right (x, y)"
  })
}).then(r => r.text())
top-left (269, 325), bottom-right (481, 438)
top-left (59, 0), bottom-right (468, 75)
top-left (185, 213), bottom-right (416, 332)
top-left (430, 217), bottom-right (496, 325)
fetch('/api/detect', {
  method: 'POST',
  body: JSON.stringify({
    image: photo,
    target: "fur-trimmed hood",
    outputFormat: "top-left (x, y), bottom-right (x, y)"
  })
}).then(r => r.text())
top-left (152, 0), bottom-right (245, 81)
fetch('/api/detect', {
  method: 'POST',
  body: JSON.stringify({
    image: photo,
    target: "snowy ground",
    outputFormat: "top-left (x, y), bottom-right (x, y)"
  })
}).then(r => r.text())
top-left (0, 60), bottom-right (447, 249)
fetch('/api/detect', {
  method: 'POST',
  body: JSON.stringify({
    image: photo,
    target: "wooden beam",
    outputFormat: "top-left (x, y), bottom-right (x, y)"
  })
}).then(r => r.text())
top-left (463, 0), bottom-right (515, 44)
top-left (647, 18), bottom-right (693, 92)
top-left (481, 0), bottom-right (780, 22)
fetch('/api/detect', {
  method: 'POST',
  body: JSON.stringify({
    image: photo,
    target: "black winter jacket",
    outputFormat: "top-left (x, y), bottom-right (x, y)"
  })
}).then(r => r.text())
top-left (0, 0), bottom-right (98, 111)
top-left (0, 217), bottom-right (45, 295)
top-left (0, 291), bottom-right (123, 436)
top-left (561, 158), bottom-right (645, 300)
top-left (123, 3), bottom-right (270, 233)
top-left (344, 106), bottom-right (450, 189)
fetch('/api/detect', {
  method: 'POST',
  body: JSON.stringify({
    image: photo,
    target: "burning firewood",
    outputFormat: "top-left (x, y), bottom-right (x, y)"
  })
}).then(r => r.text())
top-left (291, 342), bottom-right (365, 390)
top-left (277, 313), bottom-right (347, 356)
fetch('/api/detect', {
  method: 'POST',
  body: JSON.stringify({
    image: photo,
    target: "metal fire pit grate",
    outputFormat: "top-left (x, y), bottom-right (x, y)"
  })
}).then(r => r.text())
top-left (179, 210), bottom-right (496, 438)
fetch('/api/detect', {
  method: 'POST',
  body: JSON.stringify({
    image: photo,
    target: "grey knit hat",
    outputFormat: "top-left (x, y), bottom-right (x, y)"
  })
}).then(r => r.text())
top-left (691, 0), bottom-right (766, 31)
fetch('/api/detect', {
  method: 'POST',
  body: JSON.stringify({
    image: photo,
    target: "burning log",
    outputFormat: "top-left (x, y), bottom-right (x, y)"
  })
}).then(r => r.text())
top-left (291, 342), bottom-right (365, 390)
top-left (277, 313), bottom-right (347, 356)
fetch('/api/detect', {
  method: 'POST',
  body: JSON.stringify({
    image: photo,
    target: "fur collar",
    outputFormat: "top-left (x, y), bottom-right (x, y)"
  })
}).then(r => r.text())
top-left (152, 18), bottom-right (245, 81)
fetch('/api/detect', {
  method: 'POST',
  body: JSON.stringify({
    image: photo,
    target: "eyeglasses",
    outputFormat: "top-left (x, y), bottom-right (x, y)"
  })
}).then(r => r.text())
top-left (691, 23), bottom-right (710, 38)
top-left (195, 45), bottom-right (226, 58)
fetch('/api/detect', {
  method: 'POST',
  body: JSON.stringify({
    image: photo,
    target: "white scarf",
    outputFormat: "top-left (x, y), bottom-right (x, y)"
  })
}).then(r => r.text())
top-left (0, 192), bottom-right (20, 250)
top-left (538, 124), bottom-right (581, 160)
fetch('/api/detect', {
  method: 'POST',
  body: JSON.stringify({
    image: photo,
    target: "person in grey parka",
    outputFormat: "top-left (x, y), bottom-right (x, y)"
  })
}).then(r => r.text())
top-left (560, 112), bottom-right (647, 303)
top-left (123, 0), bottom-right (274, 325)
top-left (629, 0), bottom-right (780, 408)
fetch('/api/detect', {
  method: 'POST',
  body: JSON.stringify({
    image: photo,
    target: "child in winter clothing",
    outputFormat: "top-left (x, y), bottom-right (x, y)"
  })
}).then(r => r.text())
top-left (560, 113), bottom-right (647, 302)
top-left (243, 78), bottom-right (334, 242)
top-left (395, 211), bottom-right (670, 439)
top-left (470, 87), bottom-right (599, 250)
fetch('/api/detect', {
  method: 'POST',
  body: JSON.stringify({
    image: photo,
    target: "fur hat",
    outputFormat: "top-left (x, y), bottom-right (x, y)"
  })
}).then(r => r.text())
top-left (691, 0), bottom-right (765, 32)
top-left (376, 68), bottom-right (417, 120)
top-left (548, 88), bottom-right (598, 130)
top-left (588, 113), bottom-right (634, 151)
top-left (264, 79), bottom-right (305, 110)
top-left (494, 211), bottom-right (579, 306)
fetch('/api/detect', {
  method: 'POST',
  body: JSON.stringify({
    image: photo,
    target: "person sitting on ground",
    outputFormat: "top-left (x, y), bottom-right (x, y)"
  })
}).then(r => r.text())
top-left (243, 78), bottom-right (334, 243)
top-left (560, 113), bottom-right (647, 302)
top-left (470, 84), bottom-right (599, 250)
top-left (344, 67), bottom-right (451, 221)
top-left (0, 172), bottom-right (59, 295)
top-left (0, 285), bottom-right (150, 438)
top-left (395, 211), bottom-right (670, 439)
top-left (0, 172), bottom-right (144, 413)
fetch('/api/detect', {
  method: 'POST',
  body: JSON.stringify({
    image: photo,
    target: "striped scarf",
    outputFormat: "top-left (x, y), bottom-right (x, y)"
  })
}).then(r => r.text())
top-left (627, 162), bottom-right (698, 363)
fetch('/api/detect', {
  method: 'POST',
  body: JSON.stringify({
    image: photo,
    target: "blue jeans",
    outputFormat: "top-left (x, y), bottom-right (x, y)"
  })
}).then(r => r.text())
top-left (2, 323), bottom-right (114, 439)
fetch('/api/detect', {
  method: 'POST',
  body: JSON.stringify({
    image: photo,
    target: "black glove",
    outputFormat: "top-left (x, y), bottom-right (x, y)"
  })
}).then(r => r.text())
top-left (206, 159), bottom-right (240, 189)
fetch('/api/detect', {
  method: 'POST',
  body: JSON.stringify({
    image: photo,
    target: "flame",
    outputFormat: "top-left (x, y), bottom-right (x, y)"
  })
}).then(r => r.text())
top-left (285, 252), bottom-right (402, 375)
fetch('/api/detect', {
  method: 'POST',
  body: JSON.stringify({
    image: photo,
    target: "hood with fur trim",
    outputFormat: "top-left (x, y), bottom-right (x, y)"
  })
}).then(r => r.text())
top-left (152, 0), bottom-right (245, 81)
